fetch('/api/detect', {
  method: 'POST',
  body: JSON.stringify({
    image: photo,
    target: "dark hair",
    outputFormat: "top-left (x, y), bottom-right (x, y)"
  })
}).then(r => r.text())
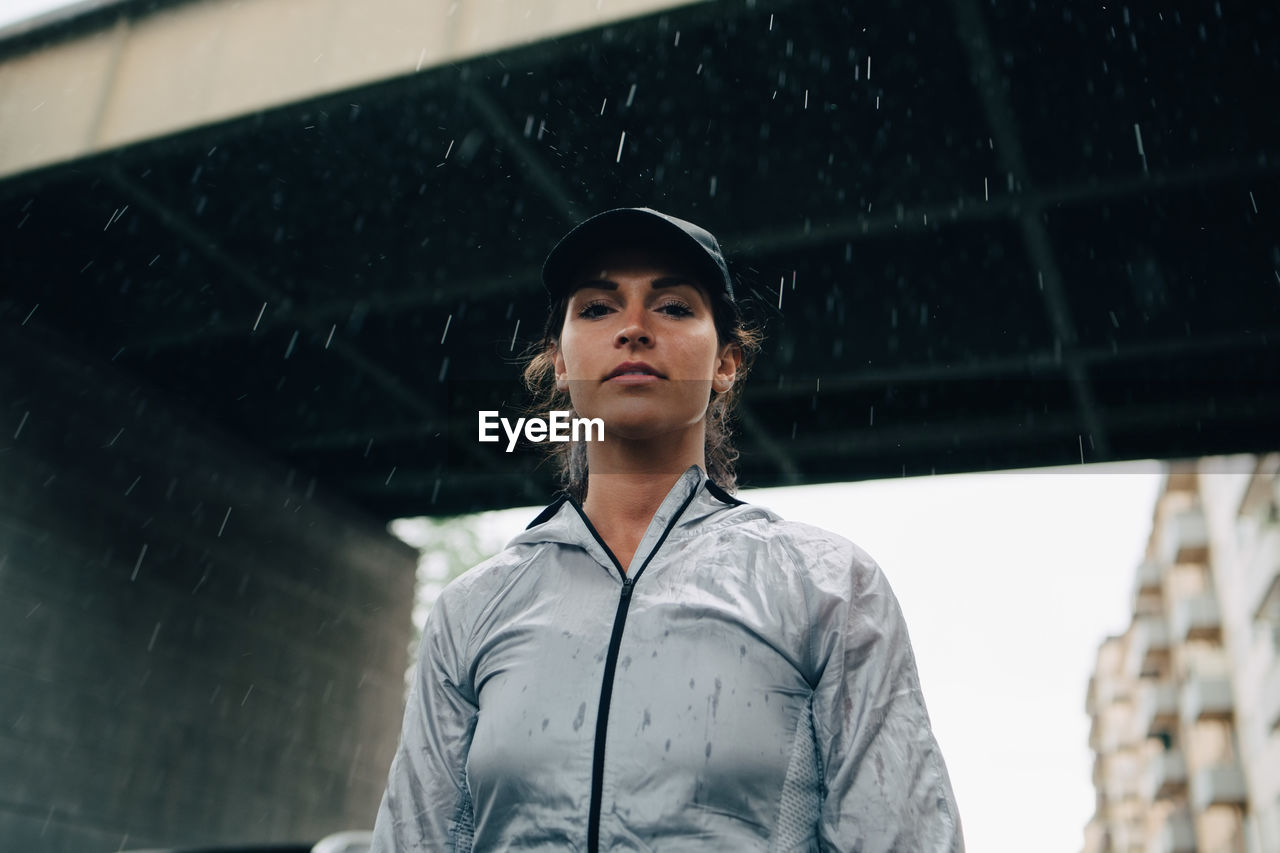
top-left (522, 282), bottom-right (762, 502)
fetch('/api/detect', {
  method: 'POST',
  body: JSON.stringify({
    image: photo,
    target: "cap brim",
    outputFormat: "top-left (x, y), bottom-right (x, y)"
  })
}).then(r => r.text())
top-left (541, 208), bottom-right (731, 300)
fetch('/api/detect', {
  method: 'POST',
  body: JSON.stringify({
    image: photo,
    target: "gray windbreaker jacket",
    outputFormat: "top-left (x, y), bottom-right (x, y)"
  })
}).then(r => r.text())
top-left (371, 466), bottom-right (963, 852)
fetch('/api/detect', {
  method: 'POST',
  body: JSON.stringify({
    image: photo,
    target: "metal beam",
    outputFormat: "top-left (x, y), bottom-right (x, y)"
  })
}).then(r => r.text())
top-left (743, 326), bottom-right (1280, 400)
top-left (733, 402), bottom-right (803, 485)
top-left (124, 155), bottom-right (1277, 351)
top-left (461, 83), bottom-right (582, 225)
top-left (949, 0), bottom-right (1109, 457)
top-left (764, 396), bottom-right (1280, 461)
top-left (104, 167), bottom-right (504, 476)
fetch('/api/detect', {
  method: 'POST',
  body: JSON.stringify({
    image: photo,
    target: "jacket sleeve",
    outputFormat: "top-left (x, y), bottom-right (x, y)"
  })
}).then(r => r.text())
top-left (810, 549), bottom-right (964, 852)
top-left (370, 587), bottom-right (478, 853)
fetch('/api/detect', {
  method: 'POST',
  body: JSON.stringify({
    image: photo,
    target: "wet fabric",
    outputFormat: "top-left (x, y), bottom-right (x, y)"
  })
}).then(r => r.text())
top-left (371, 465), bottom-right (963, 852)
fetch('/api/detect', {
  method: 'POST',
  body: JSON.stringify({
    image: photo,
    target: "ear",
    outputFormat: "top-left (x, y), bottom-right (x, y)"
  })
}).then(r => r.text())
top-left (553, 344), bottom-right (569, 393)
top-left (711, 342), bottom-right (742, 394)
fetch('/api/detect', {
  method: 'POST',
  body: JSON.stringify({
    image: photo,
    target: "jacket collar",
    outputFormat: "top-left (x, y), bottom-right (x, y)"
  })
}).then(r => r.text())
top-left (511, 466), bottom-right (744, 573)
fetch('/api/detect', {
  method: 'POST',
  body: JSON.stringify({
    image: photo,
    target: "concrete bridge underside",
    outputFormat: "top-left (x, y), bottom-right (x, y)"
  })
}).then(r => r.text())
top-left (3, 0), bottom-right (1278, 520)
top-left (1, 0), bottom-right (1278, 850)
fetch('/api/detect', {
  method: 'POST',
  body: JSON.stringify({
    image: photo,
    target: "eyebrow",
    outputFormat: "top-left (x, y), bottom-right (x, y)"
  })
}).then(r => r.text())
top-left (572, 275), bottom-right (700, 291)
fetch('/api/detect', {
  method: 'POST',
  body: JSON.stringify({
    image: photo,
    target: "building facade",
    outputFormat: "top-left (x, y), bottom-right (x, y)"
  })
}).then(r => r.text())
top-left (1084, 455), bottom-right (1280, 853)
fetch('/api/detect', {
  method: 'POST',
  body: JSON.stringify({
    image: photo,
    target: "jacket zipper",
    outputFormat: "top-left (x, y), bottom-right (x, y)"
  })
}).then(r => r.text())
top-left (576, 487), bottom-right (700, 853)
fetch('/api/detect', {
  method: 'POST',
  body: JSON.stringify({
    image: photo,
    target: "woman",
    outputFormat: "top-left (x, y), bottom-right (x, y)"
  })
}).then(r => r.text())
top-left (371, 208), bottom-right (963, 852)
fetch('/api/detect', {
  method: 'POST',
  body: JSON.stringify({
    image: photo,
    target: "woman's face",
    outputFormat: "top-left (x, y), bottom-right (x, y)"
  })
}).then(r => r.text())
top-left (552, 248), bottom-right (741, 442)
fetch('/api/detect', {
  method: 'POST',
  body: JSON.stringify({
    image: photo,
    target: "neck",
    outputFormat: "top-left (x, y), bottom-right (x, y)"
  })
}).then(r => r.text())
top-left (580, 428), bottom-right (705, 570)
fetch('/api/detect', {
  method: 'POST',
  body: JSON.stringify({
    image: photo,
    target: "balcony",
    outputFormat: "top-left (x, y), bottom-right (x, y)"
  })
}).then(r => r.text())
top-left (1135, 681), bottom-right (1179, 738)
top-left (1248, 524), bottom-right (1280, 622)
top-left (1106, 774), bottom-right (1140, 804)
top-left (1147, 810), bottom-right (1195, 853)
top-left (1100, 721), bottom-right (1134, 755)
top-left (1144, 749), bottom-right (1188, 801)
top-left (1263, 662), bottom-right (1280, 733)
top-left (1161, 508), bottom-right (1210, 565)
top-left (1126, 617), bottom-right (1171, 678)
top-left (1191, 762), bottom-right (1248, 812)
top-left (1134, 558), bottom-right (1164, 597)
top-left (1170, 593), bottom-right (1223, 643)
top-left (1181, 674), bottom-right (1234, 722)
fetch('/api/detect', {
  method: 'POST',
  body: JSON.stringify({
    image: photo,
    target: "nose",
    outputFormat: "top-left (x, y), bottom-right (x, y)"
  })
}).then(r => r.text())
top-left (615, 306), bottom-right (652, 347)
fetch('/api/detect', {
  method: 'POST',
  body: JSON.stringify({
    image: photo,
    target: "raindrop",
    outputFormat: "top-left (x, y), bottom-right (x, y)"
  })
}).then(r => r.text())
top-left (103, 205), bottom-right (128, 231)
top-left (284, 330), bottom-right (299, 359)
top-left (1133, 123), bottom-right (1148, 173)
top-left (124, 476), bottom-right (140, 496)
top-left (1249, 191), bottom-right (1258, 214)
top-left (324, 325), bottom-right (336, 349)
top-left (147, 622), bottom-right (162, 652)
top-left (385, 467), bottom-right (397, 486)
top-left (510, 318), bottom-right (521, 351)
top-left (441, 313), bottom-right (453, 344)
top-left (217, 507), bottom-right (232, 537)
top-left (626, 83), bottom-right (637, 107)
top-left (616, 131), bottom-right (627, 163)
top-left (252, 302), bottom-right (267, 332)
top-left (13, 410), bottom-right (29, 439)
top-left (131, 544), bottom-right (148, 581)
top-left (708, 175), bottom-right (718, 197)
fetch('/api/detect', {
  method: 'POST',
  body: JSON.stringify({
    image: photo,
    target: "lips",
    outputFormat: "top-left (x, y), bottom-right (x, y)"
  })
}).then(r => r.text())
top-left (605, 361), bottom-right (665, 381)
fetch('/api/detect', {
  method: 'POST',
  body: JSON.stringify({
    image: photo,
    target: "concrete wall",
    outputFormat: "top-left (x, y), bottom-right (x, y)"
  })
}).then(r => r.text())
top-left (0, 324), bottom-right (419, 851)
top-left (0, 0), bottom-right (699, 180)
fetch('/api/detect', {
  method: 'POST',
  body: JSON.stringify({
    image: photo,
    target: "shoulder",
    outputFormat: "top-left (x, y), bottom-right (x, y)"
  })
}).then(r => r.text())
top-left (711, 502), bottom-right (901, 607)
top-left (727, 505), bottom-right (883, 589)
top-left (427, 539), bottom-right (549, 629)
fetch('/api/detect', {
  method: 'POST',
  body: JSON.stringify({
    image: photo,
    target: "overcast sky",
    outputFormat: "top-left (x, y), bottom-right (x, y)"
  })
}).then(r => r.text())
top-left (0, 0), bottom-right (105, 32)
top-left (443, 460), bottom-right (1162, 853)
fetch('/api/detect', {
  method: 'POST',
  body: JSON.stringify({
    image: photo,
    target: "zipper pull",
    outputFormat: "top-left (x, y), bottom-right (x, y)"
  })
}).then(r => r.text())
top-left (620, 576), bottom-right (634, 599)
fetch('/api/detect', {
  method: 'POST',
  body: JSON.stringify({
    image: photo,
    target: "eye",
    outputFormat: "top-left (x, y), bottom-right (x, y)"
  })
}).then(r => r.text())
top-left (576, 300), bottom-right (613, 319)
top-left (657, 301), bottom-right (694, 317)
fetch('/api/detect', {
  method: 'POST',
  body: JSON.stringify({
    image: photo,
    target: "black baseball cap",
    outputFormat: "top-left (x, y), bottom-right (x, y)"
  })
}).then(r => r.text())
top-left (541, 208), bottom-right (737, 304)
